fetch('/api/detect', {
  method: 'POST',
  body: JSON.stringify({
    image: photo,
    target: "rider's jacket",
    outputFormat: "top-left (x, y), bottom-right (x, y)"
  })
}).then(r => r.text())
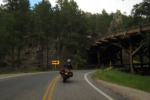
top-left (64, 62), bottom-right (73, 69)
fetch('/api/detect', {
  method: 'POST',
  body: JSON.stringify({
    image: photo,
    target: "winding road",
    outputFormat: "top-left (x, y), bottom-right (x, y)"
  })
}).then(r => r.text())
top-left (0, 70), bottom-right (129, 100)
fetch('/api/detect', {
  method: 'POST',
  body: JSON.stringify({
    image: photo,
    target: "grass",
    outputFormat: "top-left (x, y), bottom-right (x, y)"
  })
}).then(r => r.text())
top-left (93, 69), bottom-right (150, 93)
top-left (133, 60), bottom-right (140, 63)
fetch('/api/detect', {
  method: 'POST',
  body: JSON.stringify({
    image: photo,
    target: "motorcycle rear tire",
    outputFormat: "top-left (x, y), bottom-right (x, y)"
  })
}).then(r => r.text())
top-left (63, 75), bottom-right (67, 82)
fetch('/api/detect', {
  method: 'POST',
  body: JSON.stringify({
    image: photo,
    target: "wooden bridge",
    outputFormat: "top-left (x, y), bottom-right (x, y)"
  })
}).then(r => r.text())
top-left (87, 24), bottom-right (150, 74)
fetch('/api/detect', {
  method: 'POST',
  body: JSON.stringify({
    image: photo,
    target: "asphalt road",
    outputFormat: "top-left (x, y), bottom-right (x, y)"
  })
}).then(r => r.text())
top-left (0, 70), bottom-right (129, 100)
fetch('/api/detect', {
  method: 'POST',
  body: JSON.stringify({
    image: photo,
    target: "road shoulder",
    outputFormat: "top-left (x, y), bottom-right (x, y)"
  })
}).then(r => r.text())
top-left (86, 72), bottom-right (129, 100)
top-left (93, 77), bottom-right (150, 100)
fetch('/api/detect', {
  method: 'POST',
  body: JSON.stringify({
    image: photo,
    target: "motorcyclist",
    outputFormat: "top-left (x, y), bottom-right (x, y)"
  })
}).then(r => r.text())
top-left (64, 59), bottom-right (73, 71)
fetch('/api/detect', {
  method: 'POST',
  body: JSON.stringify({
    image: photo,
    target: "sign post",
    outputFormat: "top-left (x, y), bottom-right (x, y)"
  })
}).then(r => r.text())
top-left (52, 60), bottom-right (59, 70)
top-left (110, 61), bottom-right (112, 67)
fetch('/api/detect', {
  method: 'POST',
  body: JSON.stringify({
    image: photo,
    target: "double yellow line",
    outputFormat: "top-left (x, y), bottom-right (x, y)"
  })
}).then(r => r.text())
top-left (42, 75), bottom-right (61, 100)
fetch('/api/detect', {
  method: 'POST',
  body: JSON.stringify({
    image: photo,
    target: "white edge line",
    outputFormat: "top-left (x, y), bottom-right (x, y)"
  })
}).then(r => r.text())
top-left (84, 71), bottom-right (114, 100)
top-left (0, 71), bottom-right (57, 80)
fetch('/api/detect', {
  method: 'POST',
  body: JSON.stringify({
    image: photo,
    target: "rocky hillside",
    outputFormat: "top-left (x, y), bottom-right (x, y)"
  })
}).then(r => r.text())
top-left (1, 35), bottom-right (66, 72)
top-left (108, 10), bottom-right (123, 33)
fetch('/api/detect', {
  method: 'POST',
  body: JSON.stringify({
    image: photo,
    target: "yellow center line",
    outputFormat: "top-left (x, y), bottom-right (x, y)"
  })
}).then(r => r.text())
top-left (48, 75), bottom-right (61, 100)
top-left (42, 75), bottom-right (60, 100)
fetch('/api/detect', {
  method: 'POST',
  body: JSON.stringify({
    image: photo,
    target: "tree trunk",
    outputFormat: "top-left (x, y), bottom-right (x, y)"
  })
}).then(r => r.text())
top-left (32, 35), bottom-right (34, 49)
top-left (17, 36), bottom-right (21, 68)
top-left (17, 46), bottom-right (20, 68)
top-left (38, 36), bottom-right (41, 64)
top-left (98, 47), bottom-right (100, 68)
top-left (41, 38), bottom-right (44, 71)
top-left (47, 37), bottom-right (49, 70)
top-left (12, 45), bottom-right (14, 69)
top-left (57, 34), bottom-right (60, 56)
top-left (69, 25), bottom-right (73, 58)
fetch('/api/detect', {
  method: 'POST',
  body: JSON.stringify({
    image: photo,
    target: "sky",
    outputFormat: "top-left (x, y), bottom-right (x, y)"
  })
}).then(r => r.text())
top-left (0, 0), bottom-right (143, 15)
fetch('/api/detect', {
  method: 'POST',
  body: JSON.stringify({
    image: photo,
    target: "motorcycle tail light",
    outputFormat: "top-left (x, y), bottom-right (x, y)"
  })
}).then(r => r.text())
top-left (65, 73), bottom-right (68, 75)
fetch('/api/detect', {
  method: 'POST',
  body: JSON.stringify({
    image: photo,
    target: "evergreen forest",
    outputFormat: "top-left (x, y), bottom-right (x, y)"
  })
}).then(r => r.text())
top-left (0, 0), bottom-right (150, 71)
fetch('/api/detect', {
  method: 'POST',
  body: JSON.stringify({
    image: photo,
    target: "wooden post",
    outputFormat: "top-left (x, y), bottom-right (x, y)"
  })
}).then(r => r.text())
top-left (119, 40), bottom-right (123, 66)
top-left (119, 48), bottom-right (123, 68)
top-left (98, 46), bottom-right (100, 69)
top-left (130, 40), bottom-right (134, 74)
top-left (110, 61), bottom-right (112, 67)
top-left (120, 49), bottom-right (123, 64)
top-left (140, 49), bottom-right (143, 68)
top-left (149, 46), bottom-right (150, 68)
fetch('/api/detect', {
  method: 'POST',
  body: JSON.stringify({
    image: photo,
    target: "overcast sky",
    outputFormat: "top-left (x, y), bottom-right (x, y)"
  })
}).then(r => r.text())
top-left (0, 0), bottom-right (143, 15)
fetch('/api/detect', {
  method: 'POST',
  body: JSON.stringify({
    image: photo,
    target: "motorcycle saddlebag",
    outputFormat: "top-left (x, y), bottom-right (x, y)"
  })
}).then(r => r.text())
top-left (59, 69), bottom-right (64, 74)
top-left (68, 72), bottom-right (73, 77)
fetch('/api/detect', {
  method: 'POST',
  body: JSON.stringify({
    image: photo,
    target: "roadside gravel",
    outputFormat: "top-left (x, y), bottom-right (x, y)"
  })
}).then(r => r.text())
top-left (94, 78), bottom-right (150, 100)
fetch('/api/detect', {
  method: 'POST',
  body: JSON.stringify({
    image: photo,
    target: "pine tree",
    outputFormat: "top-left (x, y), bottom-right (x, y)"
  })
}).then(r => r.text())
top-left (0, 7), bottom-right (9, 67)
top-left (3, 0), bottom-right (19, 69)
top-left (33, 0), bottom-right (52, 70)
top-left (53, 4), bottom-right (61, 61)
top-left (15, 0), bottom-right (30, 68)
top-left (59, 0), bottom-right (89, 66)
top-left (55, 0), bottom-right (64, 57)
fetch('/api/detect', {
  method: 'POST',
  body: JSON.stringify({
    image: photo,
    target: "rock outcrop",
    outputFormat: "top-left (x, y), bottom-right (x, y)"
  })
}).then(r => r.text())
top-left (108, 10), bottom-right (123, 33)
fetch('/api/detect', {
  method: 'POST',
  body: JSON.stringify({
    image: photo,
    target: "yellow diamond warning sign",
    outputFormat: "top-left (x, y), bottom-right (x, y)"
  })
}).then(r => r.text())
top-left (52, 60), bottom-right (59, 65)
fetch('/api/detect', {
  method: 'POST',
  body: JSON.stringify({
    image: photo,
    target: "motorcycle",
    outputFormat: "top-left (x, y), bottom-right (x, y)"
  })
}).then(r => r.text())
top-left (59, 68), bottom-right (73, 82)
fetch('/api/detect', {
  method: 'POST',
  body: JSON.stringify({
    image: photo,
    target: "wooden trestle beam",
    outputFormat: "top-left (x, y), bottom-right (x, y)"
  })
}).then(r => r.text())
top-left (95, 24), bottom-right (150, 42)
top-left (88, 24), bottom-right (150, 73)
top-left (100, 44), bottom-right (111, 58)
top-left (132, 44), bottom-right (143, 56)
top-left (97, 47), bottom-right (100, 68)
top-left (130, 40), bottom-right (134, 74)
top-left (111, 43), bottom-right (130, 55)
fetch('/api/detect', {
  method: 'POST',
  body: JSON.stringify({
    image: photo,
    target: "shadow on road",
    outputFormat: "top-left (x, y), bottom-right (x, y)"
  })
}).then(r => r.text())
top-left (59, 79), bottom-right (77, 84)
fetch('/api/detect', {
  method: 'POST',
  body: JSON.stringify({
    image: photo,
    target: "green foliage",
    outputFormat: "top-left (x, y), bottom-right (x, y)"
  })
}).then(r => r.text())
top-left (1, 0), bottom-right (31, 68)
top-left (88, 9), bottom-right (113, 36)
top-left (55, 0), bottom-right (90, 66)
top-left (131, 1), bottom-right (150, 47)
top-left (120, 14), bottom-right (133, 29)
top-left (1, 0), bottom-right (150, 70)
top-left (131, 1), bottom-right (150, 25)
top-left (32, 0), bottom-right (52, 38)
top-left (93, 69), bottom-right (150, 92)
top-left (100, 64), bottom-right (105, 70)
top-left (72, 50), bottom-right (86, 67)
top-left (0, 8), bottom-right (17, 66)
top-left (0, 8), bottom-right (7, 65)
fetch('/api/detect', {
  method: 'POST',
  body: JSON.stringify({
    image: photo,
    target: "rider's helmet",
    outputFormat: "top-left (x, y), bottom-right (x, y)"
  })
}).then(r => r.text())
top-left (67, 59), bottom-right (71, 62)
